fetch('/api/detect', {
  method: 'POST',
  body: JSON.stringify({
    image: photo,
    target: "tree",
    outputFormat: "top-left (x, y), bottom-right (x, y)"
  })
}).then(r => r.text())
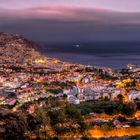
top-left (65, 104), bottom-right (81, 120)
top-left (101, 123), bottom-right (110, 131)
top-left (122, 103), bottom-right (136, 116)
top-left (117, 104), bottom-right (124, 113)
top-left (48, 104), bottom-right (86, 137)
top-left (28, 106), bottom-right (50, 139)
top-left (117, 94), bottom-right (124, 103)
top-left (65, 104), bottom-right (86, 133)
top-left (104, 96), bottom-right (109, 101)
top-left (4, 112), bottom-right (28, 140)
top-left (48, 109), bottom-right (66, 137)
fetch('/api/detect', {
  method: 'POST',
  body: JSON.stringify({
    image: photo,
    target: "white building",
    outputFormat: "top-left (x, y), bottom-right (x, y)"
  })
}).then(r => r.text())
top-left (67, 95), bottom-right (80, 104)
top-left (111, 88), bottom-right (123, 100)
top-left (102, 92), bottom-right (111, 99)
top-left (84, 94), bottom-right (94, 101)
top-left (77, 93), bottom-right (85, 102)
top-left (3, 82), bottom-right (21, 89)
top-left (128, 90), bottom-right (140, 102)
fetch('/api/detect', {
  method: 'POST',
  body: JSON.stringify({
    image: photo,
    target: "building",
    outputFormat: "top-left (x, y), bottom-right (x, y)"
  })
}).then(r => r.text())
top-left (111, 88), bottom-right (123, 100)
top-left (5, 98), bottom-right (16, 106)
top-left (128, 90), bottom-right (140, 102)
top-left (67, 95), bottom-right (80, 104)
top-left (84, 94), bottom-right (94, 101)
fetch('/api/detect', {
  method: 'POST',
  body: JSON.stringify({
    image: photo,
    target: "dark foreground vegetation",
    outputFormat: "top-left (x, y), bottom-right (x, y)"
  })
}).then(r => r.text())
top-left (0, 97), bottom-right (138, 140)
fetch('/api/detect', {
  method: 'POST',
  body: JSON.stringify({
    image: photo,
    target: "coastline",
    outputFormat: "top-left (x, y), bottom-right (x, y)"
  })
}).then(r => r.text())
top-left (42, 43), bottom-right (140, 69)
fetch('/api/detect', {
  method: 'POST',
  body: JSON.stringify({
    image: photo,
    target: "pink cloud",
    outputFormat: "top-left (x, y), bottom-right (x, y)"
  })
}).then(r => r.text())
top-left (0, 6), bottom-right (140, 24)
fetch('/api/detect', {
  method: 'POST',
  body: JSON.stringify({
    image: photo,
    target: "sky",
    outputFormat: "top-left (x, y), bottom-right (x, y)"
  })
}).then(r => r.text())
top-left (0, 0), bottom-right (140, 43)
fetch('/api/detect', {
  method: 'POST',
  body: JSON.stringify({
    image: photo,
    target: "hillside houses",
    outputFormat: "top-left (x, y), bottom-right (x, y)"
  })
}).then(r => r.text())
top-left (128, 90), bottom-right (140, 102)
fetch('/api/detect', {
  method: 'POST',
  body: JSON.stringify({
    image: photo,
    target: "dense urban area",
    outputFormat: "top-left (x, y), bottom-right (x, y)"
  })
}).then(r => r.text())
top-left (0, 33), bottom-right (140, 140)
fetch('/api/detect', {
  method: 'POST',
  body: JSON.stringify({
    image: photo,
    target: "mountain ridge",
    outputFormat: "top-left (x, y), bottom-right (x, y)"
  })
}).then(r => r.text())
top-left (0, 32), bottom-right (43, 65)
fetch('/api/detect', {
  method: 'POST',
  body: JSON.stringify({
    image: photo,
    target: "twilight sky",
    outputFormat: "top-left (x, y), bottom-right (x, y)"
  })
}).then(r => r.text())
top-left (0, 0), bottom-right (140, 43)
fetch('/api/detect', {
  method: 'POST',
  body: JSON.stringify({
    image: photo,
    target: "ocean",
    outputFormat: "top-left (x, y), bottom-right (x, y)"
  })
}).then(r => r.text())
top-left (41, 42), bottom-right (140, 69)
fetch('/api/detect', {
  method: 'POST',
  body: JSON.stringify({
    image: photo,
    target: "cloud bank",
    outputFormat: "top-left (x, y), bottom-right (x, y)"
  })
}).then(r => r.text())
top-left (1, 6), bottom-right (140, 24)
top-left (0, 6), bottom-right (140, 43)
